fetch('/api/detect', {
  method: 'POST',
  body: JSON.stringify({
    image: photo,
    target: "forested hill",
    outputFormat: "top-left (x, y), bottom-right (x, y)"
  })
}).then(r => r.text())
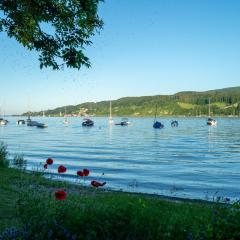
top-left (24, 87), bottom-right (240, 117)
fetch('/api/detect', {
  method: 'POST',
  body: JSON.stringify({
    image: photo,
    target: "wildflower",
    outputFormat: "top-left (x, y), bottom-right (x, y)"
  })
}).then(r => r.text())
top-left (55, 190), bottom-right (67, 200)
top-left (44, 163), bottom-right (48, 169)
top-left (58, 165), bottom-right (67, 173)
top-left (46, 158), bottom-right (54, 165)
top-left (83, 168), bottom-right (90, 176)
top-left (77, 170), bottom-right (84, 177)
top-left (91, 180), bottom-right (106, 188)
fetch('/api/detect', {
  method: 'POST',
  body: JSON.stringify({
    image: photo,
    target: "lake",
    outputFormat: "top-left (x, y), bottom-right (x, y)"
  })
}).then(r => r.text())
top-left (1, 116), bottom-right (240, 201)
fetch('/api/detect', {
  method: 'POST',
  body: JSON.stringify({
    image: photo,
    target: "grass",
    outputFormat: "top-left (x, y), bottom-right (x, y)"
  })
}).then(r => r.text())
top-left (1, 146), bottom-right (240, 239)
top-left (0, 167), bottom-right (215, 239)
top-left (0, 165), bottom-right (217, 239)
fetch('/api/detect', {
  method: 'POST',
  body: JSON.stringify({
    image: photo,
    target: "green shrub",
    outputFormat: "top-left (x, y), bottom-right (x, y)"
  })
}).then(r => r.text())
top-left (0, 142), bottom-right (9, 168)
top-left (204, 201), bottom-right (240, 240)
top-left (12, 154), bottom-right (27, 170)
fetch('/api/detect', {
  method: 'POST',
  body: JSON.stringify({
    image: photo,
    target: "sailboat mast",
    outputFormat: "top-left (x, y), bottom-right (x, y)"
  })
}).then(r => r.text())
top-left (208, 98), bottom-right (211, 117)
top-left (110, 101), bottom-right (112, 119)
top-left (109, 100), bottom-right (114, 124)
top-left (154, 104), bottom-right (158, 123)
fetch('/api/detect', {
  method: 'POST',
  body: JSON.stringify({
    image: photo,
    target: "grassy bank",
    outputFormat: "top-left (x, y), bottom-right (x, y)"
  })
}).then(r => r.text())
top-left (1, 145), bottom-right (240, 239)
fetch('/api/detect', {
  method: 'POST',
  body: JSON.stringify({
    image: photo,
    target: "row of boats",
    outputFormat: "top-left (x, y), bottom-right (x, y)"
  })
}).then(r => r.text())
top-left (0, 116), bottom-right (217, 129)
top-left (81, 117), bottom-right (130, 127)
top-left (25, 117), bottom-right (48, 128)
top-left (81, 117), bottom-right (216, 128)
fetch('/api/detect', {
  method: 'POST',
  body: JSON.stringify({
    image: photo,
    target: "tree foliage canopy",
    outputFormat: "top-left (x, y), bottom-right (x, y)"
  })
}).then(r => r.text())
top-left (0, 0), bottom-right (103, 70)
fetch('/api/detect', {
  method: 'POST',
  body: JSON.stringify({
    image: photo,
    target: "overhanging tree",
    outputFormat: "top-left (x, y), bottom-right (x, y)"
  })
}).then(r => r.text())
top-left (0, 0), bottom-right (103, 70)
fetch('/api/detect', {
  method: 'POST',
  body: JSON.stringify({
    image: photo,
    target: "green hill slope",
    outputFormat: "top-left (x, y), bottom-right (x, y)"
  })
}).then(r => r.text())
top-left (23, 86), bottom-right (240, 117)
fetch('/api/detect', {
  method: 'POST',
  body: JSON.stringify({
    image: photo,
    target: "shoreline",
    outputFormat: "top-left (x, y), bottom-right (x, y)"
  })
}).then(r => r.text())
top-left (17, 115), bottom-right (240, 118)
top-left (43, 172), bottom-right (218, 205)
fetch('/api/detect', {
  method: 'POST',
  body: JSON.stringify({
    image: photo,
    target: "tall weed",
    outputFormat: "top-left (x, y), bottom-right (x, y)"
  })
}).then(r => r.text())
top-left (0, 142), bottom-right (9, 168)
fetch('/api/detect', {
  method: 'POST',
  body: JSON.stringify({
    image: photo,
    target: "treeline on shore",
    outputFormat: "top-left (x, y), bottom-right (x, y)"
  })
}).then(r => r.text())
top-left (23, 86), bottom-right (240, 117)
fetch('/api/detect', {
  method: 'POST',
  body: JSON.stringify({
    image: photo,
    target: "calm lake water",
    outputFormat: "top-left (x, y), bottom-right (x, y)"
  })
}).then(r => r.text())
top-left (1, 117), bottom-right (240, 200)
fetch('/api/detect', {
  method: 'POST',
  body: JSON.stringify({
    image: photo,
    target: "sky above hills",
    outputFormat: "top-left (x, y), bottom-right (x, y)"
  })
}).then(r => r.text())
top-left (1, 0), bottom-right (240, 114)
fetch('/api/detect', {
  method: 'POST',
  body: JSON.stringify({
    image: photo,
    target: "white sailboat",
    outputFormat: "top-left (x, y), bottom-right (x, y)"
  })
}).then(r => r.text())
top-left (207, 98), bottom-right (217, 126)
top-left (63, 107), bottom-right (69, 124)
top-left (109, 101), bottom-right (114, 125)
top-left (0, 107), bottom-right (8, 125)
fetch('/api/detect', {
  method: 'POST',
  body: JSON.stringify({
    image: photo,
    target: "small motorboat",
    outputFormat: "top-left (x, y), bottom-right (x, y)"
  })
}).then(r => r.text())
top-left (207, 118), bottom-right (217, 126)
top-left (26, 117), bottom-right (47, 128)
top-left (27, 120), bottom-right (39, 126)
top-left (171, 120), bottom-right (178, 127)
top-left (115, 118), bottom-right (130, 126)
top-left (82, 118), bottom-right (94, 127)
top-left (17, 120), bottom-right (25, 125)
top-left (0, 118), bottom-right (8, 125)
top-left (153, 121), bottom-right (164, 129)
top-left (36, 122), bottom-right (48, 128)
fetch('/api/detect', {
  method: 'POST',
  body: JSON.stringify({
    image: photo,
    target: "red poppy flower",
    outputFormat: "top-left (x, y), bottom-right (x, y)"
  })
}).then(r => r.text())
top-left (58, 165), bottom-right (67, 173)
top-left (77, 170), bottom-right (84, 177)
top-left (44, 163), bottom-right (48, 169)
top-left (91, 180), bottom-right (106, 188)
top-left (46, 158), bottom-right (53, 165)
top-left (83, 169), bottom-right (90, 176)
top-left (55, 190), bottom-right (67, 200)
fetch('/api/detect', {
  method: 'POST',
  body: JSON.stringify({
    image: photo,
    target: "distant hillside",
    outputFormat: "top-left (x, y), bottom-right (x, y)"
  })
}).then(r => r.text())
top-left (23, 86), bottom-right (240, 117)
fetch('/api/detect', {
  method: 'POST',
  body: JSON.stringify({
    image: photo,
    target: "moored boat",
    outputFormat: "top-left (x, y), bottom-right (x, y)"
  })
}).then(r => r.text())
top-left (17, 120), bottom-right (25, 125)
top-left (36, 122), bottom-right (48, 128)
top-left (115, 118), bottom-right (130, 126)
top-left (0, 118), bottom-right (8, 125)
top-left (109, 101), bottom-right (114, 125)
top-left (153, 121), bottom-right (164, 129)
top-left (207, 118), bottom-right (217, 126)
top-left (171, 120), bottom-right (178, 127)
top-left (63, 107), bottom-right (70, 124)
top-left (82, 118), bottom-right (94, 127)
top-left (27, 120), bottom-right (39, 126)
top-left (63, 118), bottom-right (70, 124)
top-left (207, 98), bottom-right (217, 126)
top-left (153, 105), bottom-right (164, 129)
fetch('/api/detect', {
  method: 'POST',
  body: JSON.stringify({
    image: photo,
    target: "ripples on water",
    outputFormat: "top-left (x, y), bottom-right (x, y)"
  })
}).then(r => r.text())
top-left (1, 117), bottom-right (240, 200)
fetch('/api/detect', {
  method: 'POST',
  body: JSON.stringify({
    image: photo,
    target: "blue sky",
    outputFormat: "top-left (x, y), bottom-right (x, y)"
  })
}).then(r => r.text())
top-left (1, 0), bottom-right (240, 114)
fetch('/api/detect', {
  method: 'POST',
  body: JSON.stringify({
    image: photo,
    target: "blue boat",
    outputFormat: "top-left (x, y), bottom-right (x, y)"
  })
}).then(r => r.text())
top-left (153, 121), bottom-right (164, 129)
